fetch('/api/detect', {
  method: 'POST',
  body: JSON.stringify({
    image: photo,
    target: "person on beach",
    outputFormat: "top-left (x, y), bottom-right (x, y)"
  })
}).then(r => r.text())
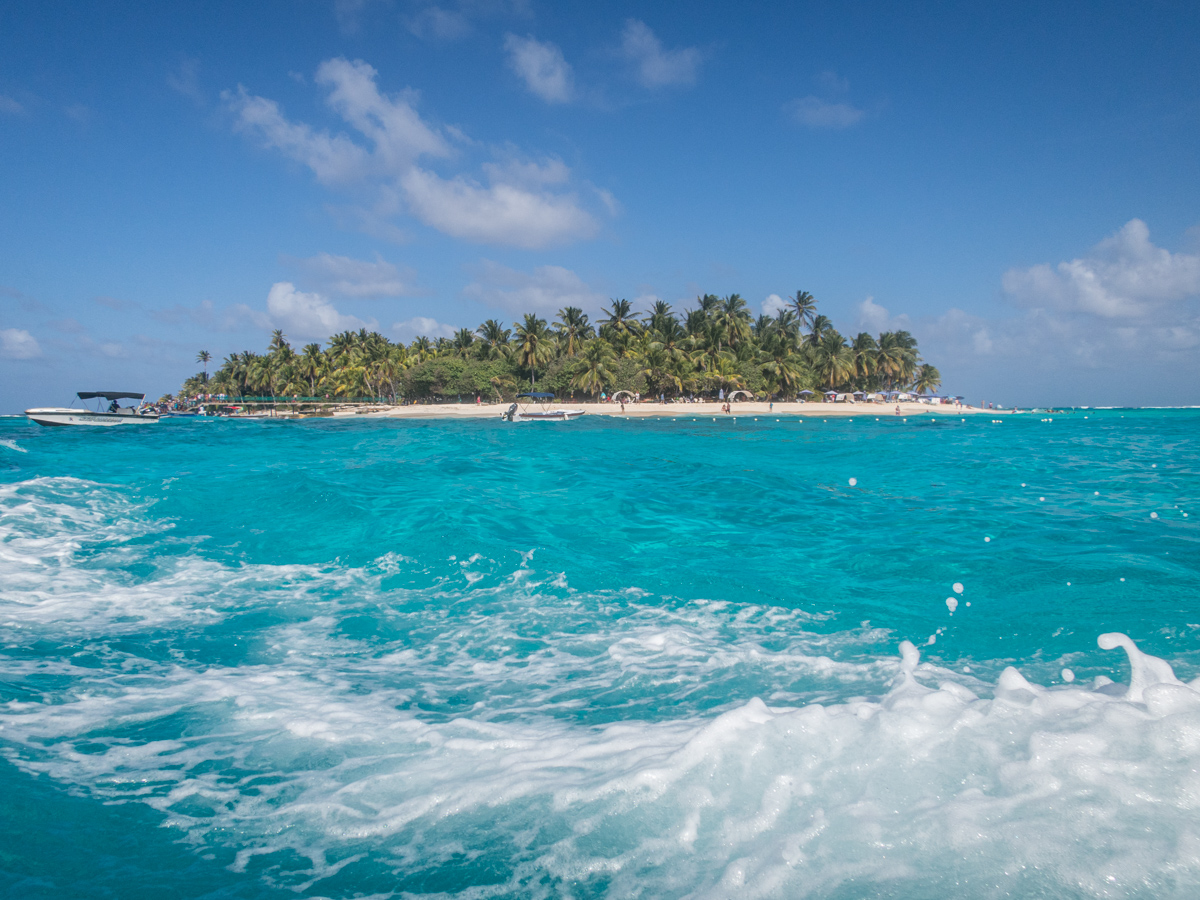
top-left (895, 405), bottom-right (901, 415)
top-left (620, 399), bottom-right (625, 413)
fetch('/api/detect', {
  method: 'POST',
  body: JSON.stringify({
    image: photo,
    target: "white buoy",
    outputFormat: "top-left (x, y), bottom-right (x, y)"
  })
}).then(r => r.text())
top-left (1151, 512), bottom-right (1158, 519)
top-left (848, 477), bottom-right (857, 487)
top-left (984, 536), bottom-right (991, 542)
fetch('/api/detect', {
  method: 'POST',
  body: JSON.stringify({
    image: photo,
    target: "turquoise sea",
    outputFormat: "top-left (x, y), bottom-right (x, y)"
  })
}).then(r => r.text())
top-left (1, 409), bottom-right (1198, 898)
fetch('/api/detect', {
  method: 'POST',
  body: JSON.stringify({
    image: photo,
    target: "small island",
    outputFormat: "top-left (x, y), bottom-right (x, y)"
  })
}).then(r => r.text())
top-left (172, 292), bottom-right (960, 418)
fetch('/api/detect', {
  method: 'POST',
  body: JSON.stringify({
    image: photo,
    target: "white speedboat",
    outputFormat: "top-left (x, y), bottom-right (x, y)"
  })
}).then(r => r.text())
top-left (25, 392), bottom-right (161, 427)
top-left (500, 392), bottom-right (585, 422)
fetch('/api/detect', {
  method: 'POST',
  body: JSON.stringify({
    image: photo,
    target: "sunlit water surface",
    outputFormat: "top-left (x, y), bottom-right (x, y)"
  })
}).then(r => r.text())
top-left (1, 410), bottom-right (1198, 898)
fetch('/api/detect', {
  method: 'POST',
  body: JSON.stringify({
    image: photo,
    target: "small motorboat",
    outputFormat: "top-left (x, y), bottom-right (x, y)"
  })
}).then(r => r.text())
top-left (25, 392), bottom-right (160, 427)
top-left (501, 392), bottom-right (585, 422)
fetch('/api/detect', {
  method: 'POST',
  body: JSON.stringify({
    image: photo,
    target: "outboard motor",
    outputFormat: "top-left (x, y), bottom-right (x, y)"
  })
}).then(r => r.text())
top-left (502, 402), bottom-right (518, 421)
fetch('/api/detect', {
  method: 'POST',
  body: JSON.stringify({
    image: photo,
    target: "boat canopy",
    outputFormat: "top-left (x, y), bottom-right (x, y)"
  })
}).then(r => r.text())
top-left (78, 391), bottom-right (145, 401)
top-left (517, 392), bottom-right (555, 399)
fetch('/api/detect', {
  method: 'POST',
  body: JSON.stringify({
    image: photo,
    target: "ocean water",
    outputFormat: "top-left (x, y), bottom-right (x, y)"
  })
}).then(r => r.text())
top-left (1, 409), bottom-right (1198, 899)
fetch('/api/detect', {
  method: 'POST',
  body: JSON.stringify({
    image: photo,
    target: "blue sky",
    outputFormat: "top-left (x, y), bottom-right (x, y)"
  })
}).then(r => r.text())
top-left (3, 0), bottom-right (1199, 410)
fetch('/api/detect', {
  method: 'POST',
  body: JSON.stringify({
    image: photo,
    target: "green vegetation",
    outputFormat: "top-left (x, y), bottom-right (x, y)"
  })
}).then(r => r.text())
top-left (180, 293), bottom-right (940, 402)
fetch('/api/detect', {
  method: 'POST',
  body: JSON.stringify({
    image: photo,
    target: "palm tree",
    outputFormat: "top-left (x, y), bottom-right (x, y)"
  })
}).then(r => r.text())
top-left (601, 298), bottom-right (641, 336)
top-left (815, 331), bottom-right (856, 391)
top-left (513, 314), bottom-right (553, 388)
top-left (410, 335), bottom-right (433, 363)
top-left (553, 307), bottom-right (592, 356)
top-left (914, 364), bottom-right (942, 395)
top-left (715, 294), bottom-right (751, 350)
top-left (452, 328), bottom-right (476, 358)
top-left (571, 339), bottom-right (616, 397)
top-left (196, 350), bottom-right (211, 383)
top-left (790, 291), bottom-right (817, 331)
top-left (804, 314), bottom-right (834, 351)
top-left (850, 333), bottom-right (879, 388)
top-left (477, 320), bottom-right (511, 360)
top-left (298, 344), bottom-right (325, 396)
top-left (646, 300), bottom-right (675, 335)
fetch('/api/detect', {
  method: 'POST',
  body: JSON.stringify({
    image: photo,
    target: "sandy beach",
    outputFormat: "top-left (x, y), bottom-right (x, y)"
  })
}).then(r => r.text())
top-left (339, 400), bottom-right (1000, 419)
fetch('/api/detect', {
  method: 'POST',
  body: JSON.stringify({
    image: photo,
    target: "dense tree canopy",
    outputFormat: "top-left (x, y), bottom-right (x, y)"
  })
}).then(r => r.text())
top-left (182, 293), bottom-right (940, 402)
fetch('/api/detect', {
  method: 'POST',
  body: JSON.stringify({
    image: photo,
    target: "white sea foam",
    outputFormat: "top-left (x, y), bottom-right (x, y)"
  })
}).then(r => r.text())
top-left (5, 632), bottom-right (1200, 897)
top-left (0, 438), bottom-right (27, 453)
top-left (6, 476), bottom-right (1200, 896)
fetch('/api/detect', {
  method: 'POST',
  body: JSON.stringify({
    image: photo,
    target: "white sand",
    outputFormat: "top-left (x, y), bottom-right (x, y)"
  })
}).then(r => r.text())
top-left (339, 400), bottom-right (1000, 420)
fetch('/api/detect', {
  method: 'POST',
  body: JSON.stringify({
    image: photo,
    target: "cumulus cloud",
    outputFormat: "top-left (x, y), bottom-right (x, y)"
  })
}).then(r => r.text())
top-left (0, 95), bottom-right (24, 115)
top-left (1002, 219), bottom-right (1200, 318)
top-left (619, 20), bottom-right (701, 88)
top-left (291, 252), bottom-right (415, 297)
top-left (0, 328), bottom-right (41, 359)
top-left (762, 293), bottom-right (788, 316)
top-left (786, 96), bottom-right (864, 129)
top-left (854, 296), bottom-right (911, 333)
top-left (392, 316), bottom-right (457, 339)
top-left (265, 282), bottom-right (375, 339)
top-left (224, 57), bottom-right (606, 248)
top-left (406, 5), bottom-right (471, 40)
top-left (504, 34), bottom-right (573, 103)
top-left (462, 261), bottom-right (604, 315)
top-left (401, 168), bottom-right (596, 247)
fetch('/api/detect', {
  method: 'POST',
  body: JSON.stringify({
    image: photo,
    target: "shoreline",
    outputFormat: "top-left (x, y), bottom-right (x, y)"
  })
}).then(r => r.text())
top-left (340, 401), bottom-right (999, 420)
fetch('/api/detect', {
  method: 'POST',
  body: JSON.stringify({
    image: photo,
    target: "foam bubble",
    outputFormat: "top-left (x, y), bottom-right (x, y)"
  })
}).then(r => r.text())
top-left (1061, 668), bottom-right (1075, 682)
top-left (945, 597), bottom-right (958, 613)
top-left (952, 582), bottom-right (963, 594)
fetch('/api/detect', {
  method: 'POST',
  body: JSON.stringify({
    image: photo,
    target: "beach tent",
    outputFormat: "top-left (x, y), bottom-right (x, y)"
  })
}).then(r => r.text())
top-left (727, 390), bottom-right (753, 402)
top-left (798, 390), bottom-right (814, 396)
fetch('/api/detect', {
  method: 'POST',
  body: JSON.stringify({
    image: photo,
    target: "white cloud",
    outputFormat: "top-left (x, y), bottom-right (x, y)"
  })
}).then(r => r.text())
top-left (481, 154), bottom-right (571, 188)
top-left (1002, 219), bottom-right (1200, 318)
top-left (785, 96), bottom-right (864, 129)
top-left (265, 282), bottom-right (375, 339)
top-left (0, 95), bottom-right (24, 115)
top-left (225, 87), bottom-right (371, 184)
top-left (401, 168), bottom-right (597, 248)
top-left (224, 57), bottom-right (607, 249)
top-left (0, 328), bottom-right (41, 359)
top-left (762, 293), bottom-right (787, 316)
top-left (619, 20), bottom-right (701, 88)
top-left (504, 34), bottom-right (573, 103)
top-left (316, 58), bottom-right (450, 170)
top-left (462, 261), bottom-right (604, 315)
top-left (168, 58), bottom-right (204, 105)
top-left (291, 252), bottom-right (415, 297)
top-left (406, 6), bottom-right (471, 40)
top-left (854, 296), bottom-right (911, 333)
top-left (391, 316), bottom-right (457, 339)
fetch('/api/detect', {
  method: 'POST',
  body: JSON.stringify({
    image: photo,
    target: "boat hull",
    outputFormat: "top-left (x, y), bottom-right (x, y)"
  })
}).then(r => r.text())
top-left (24, 408), bottom-right (161, 427)
top-left (513, 410), bottom-right (586, 421)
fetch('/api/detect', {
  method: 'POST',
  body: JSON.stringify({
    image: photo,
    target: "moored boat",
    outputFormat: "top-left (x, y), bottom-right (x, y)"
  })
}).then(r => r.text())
top-left (25, 392), bottom-right (161, 427)
top-left (501, 392), bottom-right (585, 422)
